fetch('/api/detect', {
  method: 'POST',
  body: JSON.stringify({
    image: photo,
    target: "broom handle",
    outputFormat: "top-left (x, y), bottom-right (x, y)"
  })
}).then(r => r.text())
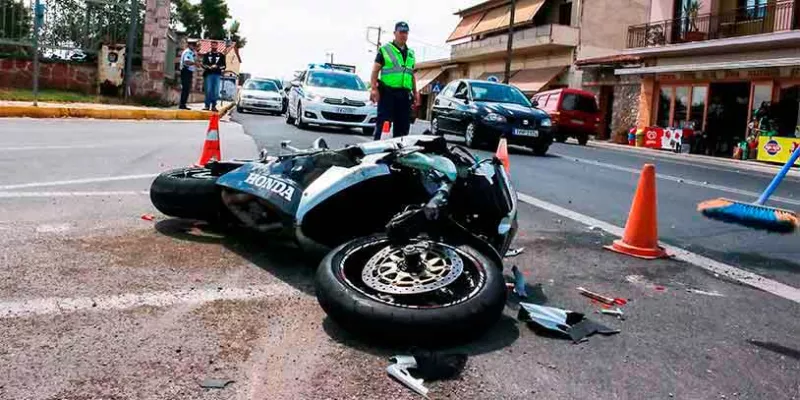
top-left (756, 144), bottom-right (800, 205)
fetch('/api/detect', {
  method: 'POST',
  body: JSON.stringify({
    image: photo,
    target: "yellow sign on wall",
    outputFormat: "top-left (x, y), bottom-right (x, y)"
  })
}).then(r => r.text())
top-left (757, 136), bottom-right (800, 165)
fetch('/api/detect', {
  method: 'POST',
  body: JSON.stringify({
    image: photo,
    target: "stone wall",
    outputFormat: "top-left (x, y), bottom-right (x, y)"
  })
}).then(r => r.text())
top-left (0, 59), bottom-right (97, 93)
top-left (581, 66), bottom-right (642, 143)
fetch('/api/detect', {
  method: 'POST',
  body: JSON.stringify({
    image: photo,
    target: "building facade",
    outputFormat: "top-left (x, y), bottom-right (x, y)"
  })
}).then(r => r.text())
top-left (414, 0), bottom-right (649, 127)
top-left (621, 0), bottom-right (800, 160)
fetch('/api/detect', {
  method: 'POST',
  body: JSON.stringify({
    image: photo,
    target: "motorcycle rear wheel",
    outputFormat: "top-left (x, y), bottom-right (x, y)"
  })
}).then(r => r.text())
top-left (315, 234), bottom-right (506, 345)
top-left (150, 167), bottom-right (223, 221)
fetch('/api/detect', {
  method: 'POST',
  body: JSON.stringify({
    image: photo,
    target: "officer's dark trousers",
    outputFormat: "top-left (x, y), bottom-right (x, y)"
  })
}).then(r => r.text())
top-left (179, 68), bottom-right (193, 108)
top-left (373, 88), bottom-right (411, 140)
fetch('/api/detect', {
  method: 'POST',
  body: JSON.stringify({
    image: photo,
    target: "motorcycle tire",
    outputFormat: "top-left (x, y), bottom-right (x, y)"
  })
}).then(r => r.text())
top-left (315, 234), bottom-right (506, 345)
top-left (149, 167), bottom-right (223, 221)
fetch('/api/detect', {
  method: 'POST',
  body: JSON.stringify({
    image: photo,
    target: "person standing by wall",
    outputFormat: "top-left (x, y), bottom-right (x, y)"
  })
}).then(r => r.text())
top-left (370, 21), bottom-right (420, 139)
top-left (202, 42), bottom-right (227, 112)
top-left (178, 41), bottom-right (197, 110)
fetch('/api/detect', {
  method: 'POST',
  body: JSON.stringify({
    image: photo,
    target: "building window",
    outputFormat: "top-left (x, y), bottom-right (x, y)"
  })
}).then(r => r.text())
top-left (558, 2), bottom-right (572, 26)
top-left (751, 82), bottom-right (773, 115)
top-left (655, 84), bottom-right (709, 129)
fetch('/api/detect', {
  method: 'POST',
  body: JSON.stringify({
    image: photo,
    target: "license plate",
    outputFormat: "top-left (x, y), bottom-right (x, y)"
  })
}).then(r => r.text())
top-left (336, 107), bottom-right (355, 114)
top-left (571, 119), bottom-right (585, 125)
top-left (514, 129), bottom-right (538, 137)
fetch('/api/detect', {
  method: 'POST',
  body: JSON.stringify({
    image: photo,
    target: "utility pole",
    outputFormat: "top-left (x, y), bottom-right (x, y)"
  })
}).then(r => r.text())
top-left (124, 0), bottom-right (138, 99)
top-left (503, 0), bottom-right (517, 84)
top-left (326, 52), bottom-right (334, 64)
top-left (32, 0), bottom-right (44, 106)
top-left (366, 26), bottom-right (382, 53)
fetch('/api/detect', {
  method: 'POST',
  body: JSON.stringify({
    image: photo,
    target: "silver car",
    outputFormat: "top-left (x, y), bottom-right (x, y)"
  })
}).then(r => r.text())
top-left (237, 79), bottom-right (285, 115)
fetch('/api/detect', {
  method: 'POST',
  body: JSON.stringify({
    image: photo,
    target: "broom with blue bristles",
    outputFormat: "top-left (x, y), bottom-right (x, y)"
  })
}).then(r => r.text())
top-left (697, 144), bottom-right (799, 234)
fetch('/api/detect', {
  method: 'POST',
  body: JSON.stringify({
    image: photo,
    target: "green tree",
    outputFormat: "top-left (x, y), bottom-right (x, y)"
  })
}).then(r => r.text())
top-left (0, 0), bottom-right (32, 41)
top-left (199, 0), bottom-right (229, 40)
top-left (172, 0), bottom-right (202, 38)
top-left (227, 19), bottom-right (246, 48)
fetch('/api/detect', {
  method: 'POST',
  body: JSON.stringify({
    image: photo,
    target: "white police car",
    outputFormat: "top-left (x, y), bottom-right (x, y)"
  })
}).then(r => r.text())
top-left (286, 64), bottom-right (377, 136)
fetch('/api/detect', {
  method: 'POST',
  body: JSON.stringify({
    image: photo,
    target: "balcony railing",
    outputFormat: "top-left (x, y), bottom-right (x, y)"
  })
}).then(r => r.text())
top-left (627, 0), bottom-right (798, 48)
top-left (451, 24), bottom-right (579, 58)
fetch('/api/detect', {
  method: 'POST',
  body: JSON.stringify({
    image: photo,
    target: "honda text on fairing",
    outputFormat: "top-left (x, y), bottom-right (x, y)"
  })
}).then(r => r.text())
top-left (286, 65), bottom-right (378, 136)
top-left (150, 135), bottom-right (518, 343)
top-left (430, 79), bottom-right (553, 155)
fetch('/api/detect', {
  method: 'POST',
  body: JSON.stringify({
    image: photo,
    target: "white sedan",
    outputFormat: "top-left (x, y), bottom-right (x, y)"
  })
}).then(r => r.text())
top-left (237, 79), bottom-right (285, 115)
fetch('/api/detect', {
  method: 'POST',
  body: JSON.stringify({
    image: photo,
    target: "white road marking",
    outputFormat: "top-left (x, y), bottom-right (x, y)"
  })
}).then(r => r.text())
top-left (0, 144), bottom-right (109, 151)
top-left (0, 174), bottom-right (157, 191)
top-left (0, 284), bottom-right (299, 319)
top-left (553, 154), bottom-right (800, 206)
top-left (0, 190), bottom-right (148, 198)
top-left (517, 192), bottom-right (800, 304)
top-left (35, 223), bottom-right (71, 233)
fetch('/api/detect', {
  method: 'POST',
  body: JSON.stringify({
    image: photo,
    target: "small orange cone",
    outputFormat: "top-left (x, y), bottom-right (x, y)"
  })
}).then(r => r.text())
top-left (495, 137), bottom-right (510, 173)
top-left (197, 112), bottom-right (221, 166)
top-left (605, 164), bottom-right (668, 259)
top-left (379, 121), bottom-right (393, 140)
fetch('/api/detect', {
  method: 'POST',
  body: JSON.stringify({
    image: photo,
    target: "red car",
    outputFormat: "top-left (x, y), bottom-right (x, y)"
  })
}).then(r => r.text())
top-left (532, 88), bottom-right (600, 145)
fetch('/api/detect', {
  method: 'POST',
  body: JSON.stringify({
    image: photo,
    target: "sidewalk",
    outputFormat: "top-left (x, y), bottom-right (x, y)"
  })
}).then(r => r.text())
top-left (0, 100), bottom-right (235, 121)
top-left (589, 139), bottom-right (800, 178)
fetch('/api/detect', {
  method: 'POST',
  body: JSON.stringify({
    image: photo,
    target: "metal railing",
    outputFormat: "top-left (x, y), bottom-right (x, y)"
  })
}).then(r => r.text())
top-left (627, 0), bottom-right (798, 48)
top-left (452, 24), bottom-right (572, 54)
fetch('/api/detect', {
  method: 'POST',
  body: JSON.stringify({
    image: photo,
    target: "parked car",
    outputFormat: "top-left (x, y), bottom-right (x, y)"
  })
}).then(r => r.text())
top-left (430, 79), bottom-right (553, 155)
top-left (259, 77), bottom-right (288, 114)
top-left (286, 65), bottom-right (377, 136)
top-left (237, 78), bottom-right (285, 115)
top-left (531, 88), bottom-right (600, 145)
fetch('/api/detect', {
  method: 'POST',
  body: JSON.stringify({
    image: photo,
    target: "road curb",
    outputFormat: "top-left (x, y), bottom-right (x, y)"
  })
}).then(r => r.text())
top-left (0, 105), bottom-right (216, 121)
top-left (589, 140), bottom-right (800, 178)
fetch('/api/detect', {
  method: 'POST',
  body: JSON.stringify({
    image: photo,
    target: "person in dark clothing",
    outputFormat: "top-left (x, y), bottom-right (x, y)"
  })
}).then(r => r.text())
top-left (202, 42), bottom-right (227, 111)
top-left (178, 41), bottom-right (197, 110)
top-left (370, 21), bottom-right (420, 140)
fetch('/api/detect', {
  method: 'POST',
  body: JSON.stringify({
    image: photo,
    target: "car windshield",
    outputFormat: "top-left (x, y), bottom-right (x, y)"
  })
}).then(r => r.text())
top-left (470, 82), bottom-right (531, 106)
top-left (307, 71), bottom-right (366, 91)
top-left (244, 80), bottom-right (279, 92)
top-left (562, 93), bottom-right (598, 113)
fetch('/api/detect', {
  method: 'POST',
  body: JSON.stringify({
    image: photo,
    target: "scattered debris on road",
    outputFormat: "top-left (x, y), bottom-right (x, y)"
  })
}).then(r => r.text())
top-left (387, 356), bottom-right (430, 398)
top-left (200, 378), bottom-right (234, 389)
top-left (577, 287), bottom-right (627, 306)
top-left (387, 351), bottom-right (468, 398)
top-left (599, 307), bottom-right (626, 321)
top-left (140, 214), bottom-right (155, 221)
top-left (411, 350), bottom-right (468, 380)
top-left (518, 303), bottom-right (620, 343)
top-left (687, 288), bottom-right (725, 297)
top-left (505, 247), bottom-right (525, 258)
top-left (511, 265), bottom-right (529, 298)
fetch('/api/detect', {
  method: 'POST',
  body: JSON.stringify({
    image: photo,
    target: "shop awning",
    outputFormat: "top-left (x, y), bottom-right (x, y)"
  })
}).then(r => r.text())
top-left (615, 57), bottom-right (800, 75)
top-left (415, 68), bottom-right (446, 91)
top-left (448, 0), bottom-right (545, 42)
top-left (509, 66), bottom-right (567, 92)
top-left (447, 12), bottom-right (484, 42)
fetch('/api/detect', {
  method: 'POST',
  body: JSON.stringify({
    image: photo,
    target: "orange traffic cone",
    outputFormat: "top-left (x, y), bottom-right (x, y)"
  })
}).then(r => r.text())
top-left (496, 137), bottom-right (510, 173)
top-left (379, 121), bottom-right (393, 140)
top-left (197, 112), bottom-right (221, 166)
top-left (605, 164), bottom-right (667, 259)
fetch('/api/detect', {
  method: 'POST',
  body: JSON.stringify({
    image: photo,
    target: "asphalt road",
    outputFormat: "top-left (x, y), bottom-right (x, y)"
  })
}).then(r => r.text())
top-left (0, 115), bottom-right (797, 399)
top-left (235, 111), bottom-right (800, 289)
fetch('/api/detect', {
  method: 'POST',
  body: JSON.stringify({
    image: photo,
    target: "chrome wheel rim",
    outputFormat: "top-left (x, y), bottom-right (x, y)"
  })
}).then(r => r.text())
top-left (361, 242), bottom-right (464, 295)
top-left (465, 124), bottom-right (475, 146)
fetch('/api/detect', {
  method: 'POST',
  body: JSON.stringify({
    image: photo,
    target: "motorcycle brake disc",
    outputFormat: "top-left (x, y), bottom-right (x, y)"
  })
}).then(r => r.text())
top-left (361, 242), bottom-right (464, 295)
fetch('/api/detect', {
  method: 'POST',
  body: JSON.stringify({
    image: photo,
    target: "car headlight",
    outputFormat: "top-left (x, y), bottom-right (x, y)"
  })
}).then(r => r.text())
top-left (540, 118), bottom-right (552, 127)
top-left (483, 113), bottom-right (507, 123)
top-left (304, 93), bottom-right (324, 102)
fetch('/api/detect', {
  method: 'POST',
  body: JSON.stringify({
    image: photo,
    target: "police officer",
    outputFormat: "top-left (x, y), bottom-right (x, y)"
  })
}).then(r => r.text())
top-left (370, 21), bottom-right (420, 140)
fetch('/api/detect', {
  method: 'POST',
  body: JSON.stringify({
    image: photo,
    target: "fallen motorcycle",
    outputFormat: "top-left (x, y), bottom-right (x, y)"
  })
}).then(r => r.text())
top-left (150, 135), bottom-right (518, 343)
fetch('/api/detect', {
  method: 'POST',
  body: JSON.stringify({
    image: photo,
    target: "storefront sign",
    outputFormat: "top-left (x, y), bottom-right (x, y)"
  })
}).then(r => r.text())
top-left (724, 70), bottom-right (741, 79)
top-left (747, 69), bottom-right (780, 78)
top-left (757, 136), bottom-right (800, 165)
top-left (642, 127), bottom-right (693, 151)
